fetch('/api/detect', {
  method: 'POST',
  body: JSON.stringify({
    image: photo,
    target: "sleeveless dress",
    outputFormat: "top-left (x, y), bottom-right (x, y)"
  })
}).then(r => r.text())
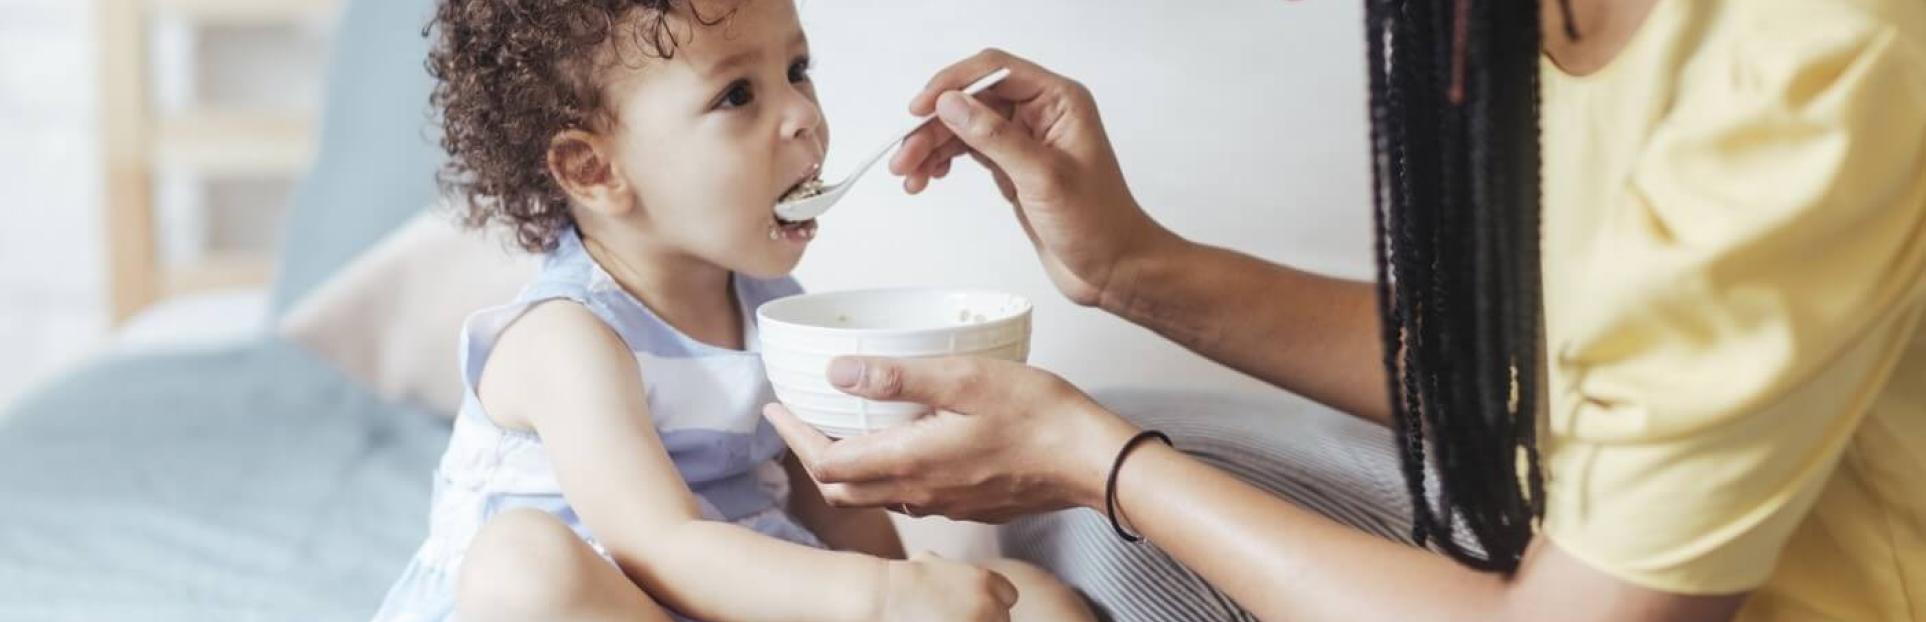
top-left (372, 227), bottom-right (821, 621)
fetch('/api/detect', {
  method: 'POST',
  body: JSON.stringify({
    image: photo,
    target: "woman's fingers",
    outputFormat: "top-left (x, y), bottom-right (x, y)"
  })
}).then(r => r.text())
top-left (895, 49), bottom-right (1059, 193)
top-left (892, 122), bottom-right (957, 175)
top-left (767, 357), bottom-right (1135, 524)
top-left (761, 404), bottom-right (834, 473)
top-left (816, 480), bottom-right (916, 508)
top-left (902, 149), bottom-right (960, 193)
top-left (909, 48), bottom-right (1052, 117)
top-left (763, 401), bottom-right (936, 484)
top-left (926, 91), bottom-right (1054, 182)
top-left (899, 139), bottom-right (969, 194)
top-left (896, 48), bottom-right (1032, 179)
top-left (935, 141), bottom-right (969, 172)
top-left (897, 92), bottom-right (1014, 180)
top-left (918, 139), bottom-right (970, 177)
top-left (827, 355), bottom-right (992, 408)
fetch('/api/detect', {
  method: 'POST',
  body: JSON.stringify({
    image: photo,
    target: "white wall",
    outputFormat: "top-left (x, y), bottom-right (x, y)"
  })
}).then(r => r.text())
top-left (794, 0), bottom-right (1374, 396)
top-left (0, 0), bottom-right (1376, 408)
top-left (0, 1), bottom-right (327, 409)
top-left (0, 0), bottom-right (107, 406)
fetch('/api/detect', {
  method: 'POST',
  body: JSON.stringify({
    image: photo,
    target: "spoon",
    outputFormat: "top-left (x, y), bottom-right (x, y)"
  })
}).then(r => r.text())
top-left (774, 67), bottom-right (1011, 223)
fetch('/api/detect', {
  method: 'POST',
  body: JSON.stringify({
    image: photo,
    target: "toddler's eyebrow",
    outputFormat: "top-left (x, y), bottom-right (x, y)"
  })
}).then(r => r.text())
top-left (700, 32), bottom-right (807, 79)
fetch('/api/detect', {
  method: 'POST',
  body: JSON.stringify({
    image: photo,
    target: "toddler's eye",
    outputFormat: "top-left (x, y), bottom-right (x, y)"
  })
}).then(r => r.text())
top-left (788, 57), bottom-right (812, 83)
top-left (718, 80), bottom-right (754, 109)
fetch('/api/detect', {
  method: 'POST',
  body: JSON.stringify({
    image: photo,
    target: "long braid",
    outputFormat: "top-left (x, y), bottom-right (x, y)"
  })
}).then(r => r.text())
top-left (1364, 0), bottom-right (1433, 549)
top-left (1362, 0), bottom-right (1551, 573)
top-left (1428, 0), bottom-right (1477, 551)
top-left (1387, 0), bottom-right (1444, 547)
top-left (1506, 0), bottom-right (1550, 523)
top-left (1451, 0), bottom-right (1507, 559)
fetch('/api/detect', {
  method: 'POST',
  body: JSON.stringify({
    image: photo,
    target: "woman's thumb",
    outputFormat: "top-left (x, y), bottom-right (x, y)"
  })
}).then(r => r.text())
top-left (934, 91), bottom-right (1048, 175)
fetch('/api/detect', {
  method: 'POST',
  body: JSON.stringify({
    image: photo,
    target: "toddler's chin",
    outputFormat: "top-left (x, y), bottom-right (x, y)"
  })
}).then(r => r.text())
top-left (735, 248), bottom-right (807, 280)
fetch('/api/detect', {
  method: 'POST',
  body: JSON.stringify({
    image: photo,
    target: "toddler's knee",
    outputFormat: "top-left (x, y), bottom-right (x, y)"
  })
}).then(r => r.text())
top-left (456, 509), bottom-right (601, 620)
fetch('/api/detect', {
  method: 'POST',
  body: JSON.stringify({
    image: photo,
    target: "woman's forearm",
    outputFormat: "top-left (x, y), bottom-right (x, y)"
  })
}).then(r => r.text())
top-left (1101, 235), bottom-right (1394, 425)
top-left (611, 521), bottom-right (886, 622)
top-left (1104, 441), bottom-right (1747, 621)
top-left (1112, 442), bottom-right (1514, 620)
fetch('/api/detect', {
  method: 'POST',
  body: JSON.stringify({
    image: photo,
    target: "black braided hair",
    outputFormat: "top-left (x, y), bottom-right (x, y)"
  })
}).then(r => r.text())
top-left (1363, 0), bottom-right (1556, 573)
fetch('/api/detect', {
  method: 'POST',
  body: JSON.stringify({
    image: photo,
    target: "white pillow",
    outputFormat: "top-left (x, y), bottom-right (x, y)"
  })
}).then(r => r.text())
top-left (278, 210), bottom-right (540, 417)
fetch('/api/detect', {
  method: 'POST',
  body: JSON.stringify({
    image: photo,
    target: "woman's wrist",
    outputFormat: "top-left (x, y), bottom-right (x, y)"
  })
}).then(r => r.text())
top-left (1064, 402), bottom-right (1144, 511)
top-left (1095, 222), bottom-right (1193, 320)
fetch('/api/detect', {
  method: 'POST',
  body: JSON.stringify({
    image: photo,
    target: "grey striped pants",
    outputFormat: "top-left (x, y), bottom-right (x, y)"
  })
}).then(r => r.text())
top-left (998, 388), bottom-right (1423, 622)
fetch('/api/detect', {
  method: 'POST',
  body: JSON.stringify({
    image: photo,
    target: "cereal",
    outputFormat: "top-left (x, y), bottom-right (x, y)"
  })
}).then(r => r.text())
top-left (779, 178), bottom-right (825, 203)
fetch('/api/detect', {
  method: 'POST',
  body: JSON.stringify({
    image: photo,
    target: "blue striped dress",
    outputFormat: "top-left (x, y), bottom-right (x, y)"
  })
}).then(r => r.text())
top-left (373, 227), bottom-right (821, 621)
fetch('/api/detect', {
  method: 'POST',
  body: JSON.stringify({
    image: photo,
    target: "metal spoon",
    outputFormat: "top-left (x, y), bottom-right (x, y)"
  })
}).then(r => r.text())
top-left (774, 67), bottom-right (1011, 223)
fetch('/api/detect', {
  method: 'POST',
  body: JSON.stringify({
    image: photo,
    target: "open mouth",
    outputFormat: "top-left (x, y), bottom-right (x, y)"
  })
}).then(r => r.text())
top-left (771, 173), bottom-right (821, 240)
top-left (773, 166), bottom-right (824, 226)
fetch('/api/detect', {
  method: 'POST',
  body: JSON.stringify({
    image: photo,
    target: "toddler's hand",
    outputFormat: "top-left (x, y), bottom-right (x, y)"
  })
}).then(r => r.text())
top-left (873, 553), bottom-right (1018, 621)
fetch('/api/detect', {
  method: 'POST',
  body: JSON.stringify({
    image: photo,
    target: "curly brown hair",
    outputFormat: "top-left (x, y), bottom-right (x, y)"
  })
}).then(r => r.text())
top-left (425, 0), bottom-right (732, 252)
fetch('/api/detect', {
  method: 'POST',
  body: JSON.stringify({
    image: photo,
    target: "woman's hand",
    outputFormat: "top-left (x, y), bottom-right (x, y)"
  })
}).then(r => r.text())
top-left (763, 356), bottom-right (1139, 523)
top-left (890, 49), bottom-right (1177, 308)
top-left (873, 554), bottom-right (1020, 622)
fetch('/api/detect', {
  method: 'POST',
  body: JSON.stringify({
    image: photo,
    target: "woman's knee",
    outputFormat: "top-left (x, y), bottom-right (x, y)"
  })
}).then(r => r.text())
top-left (456, 508), bottom-right (610, 620)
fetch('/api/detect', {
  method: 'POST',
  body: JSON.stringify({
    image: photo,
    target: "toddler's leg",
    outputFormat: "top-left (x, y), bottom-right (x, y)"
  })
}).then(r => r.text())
top-left (981, 559), bottom-right (1099, 622)
top-left (458, 508), bottom-right (674, 622)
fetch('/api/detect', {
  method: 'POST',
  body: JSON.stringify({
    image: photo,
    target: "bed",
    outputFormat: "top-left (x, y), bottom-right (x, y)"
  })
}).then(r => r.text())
top-left (0, 338), bottom-right (448, 620)
top-left (0, 0), bottom-right (451, 617)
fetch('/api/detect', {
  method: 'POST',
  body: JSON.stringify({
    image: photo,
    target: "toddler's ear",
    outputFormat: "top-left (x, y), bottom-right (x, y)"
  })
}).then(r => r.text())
top-left (546, 129), bottom-right (635, 216)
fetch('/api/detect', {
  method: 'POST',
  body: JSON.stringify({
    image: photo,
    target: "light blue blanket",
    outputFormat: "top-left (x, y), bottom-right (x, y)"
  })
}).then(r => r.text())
top-left (0, 338), bottom-right (448, 621)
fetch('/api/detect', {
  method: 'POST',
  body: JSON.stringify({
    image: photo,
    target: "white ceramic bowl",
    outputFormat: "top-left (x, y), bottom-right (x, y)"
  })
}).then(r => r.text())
top-left (757, 288), bottom-right (1032, 437)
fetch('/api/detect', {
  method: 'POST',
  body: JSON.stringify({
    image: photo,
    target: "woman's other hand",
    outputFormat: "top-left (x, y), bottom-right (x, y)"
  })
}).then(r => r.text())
top-left (764, 355), bottom-right (1137, 523)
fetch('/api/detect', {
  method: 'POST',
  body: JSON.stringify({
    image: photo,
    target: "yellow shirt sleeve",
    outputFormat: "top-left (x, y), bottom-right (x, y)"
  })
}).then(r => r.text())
top-left (1541, 1), bottom-right (1926, 595)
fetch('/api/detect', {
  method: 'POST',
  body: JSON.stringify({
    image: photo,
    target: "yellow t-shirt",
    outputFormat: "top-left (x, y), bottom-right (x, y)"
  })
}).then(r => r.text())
top-left (1539, 0), bottom-right (1926, 619)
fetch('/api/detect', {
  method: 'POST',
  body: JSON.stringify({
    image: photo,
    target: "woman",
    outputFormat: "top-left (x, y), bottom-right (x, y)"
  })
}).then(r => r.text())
top-left (766, 0), bottom-right (1926, 620)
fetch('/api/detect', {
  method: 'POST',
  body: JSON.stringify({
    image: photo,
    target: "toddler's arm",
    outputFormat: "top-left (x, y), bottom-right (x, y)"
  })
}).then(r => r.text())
top-left (783, 452), bottom-right (907, 560)
top-left (481, 301), bottom-right (896, 621)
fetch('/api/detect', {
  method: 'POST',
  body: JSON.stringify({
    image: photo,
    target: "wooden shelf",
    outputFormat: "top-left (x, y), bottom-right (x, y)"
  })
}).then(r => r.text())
top-left (153, 110), bottom-right (315, 177)
top-left (146, 0), bottom-right (340, 25)
top-left (102, 0), bottom-right (330, 323)
top-left (164, 251), bottom-right (275, 296)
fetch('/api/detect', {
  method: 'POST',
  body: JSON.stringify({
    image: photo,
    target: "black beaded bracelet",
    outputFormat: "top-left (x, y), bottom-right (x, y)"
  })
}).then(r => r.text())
top-left (1105, 430), bottom-right (1172, 543)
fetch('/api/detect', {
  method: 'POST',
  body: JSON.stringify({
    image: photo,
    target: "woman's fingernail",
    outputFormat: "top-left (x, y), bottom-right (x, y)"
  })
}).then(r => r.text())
top-left (936, 92), bottom-right (970, 128)
top-left (828, 358), bottom-right (865, 389)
